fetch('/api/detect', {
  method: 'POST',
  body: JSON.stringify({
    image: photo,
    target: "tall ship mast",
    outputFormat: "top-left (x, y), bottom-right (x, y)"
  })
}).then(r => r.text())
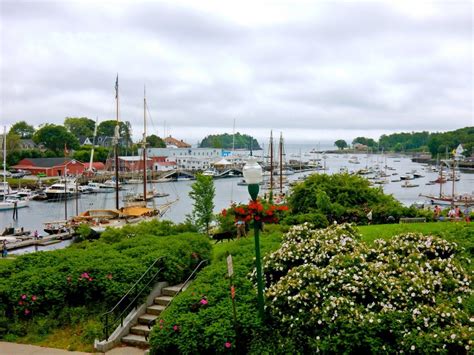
top-left (114, 75), bottom-right (120, 209)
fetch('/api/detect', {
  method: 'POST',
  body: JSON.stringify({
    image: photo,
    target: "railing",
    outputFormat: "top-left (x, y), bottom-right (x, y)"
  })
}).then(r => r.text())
top-left (145, 259), bottom-right (209, 337)
top-left (102, 257), bottom-right (165, 341)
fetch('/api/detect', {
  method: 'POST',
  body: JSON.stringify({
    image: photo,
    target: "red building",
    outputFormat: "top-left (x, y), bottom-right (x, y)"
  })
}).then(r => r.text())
top-left (105, 156), bottom-right (153, 172)
top-left (13, 158), bottom-right (86, 177)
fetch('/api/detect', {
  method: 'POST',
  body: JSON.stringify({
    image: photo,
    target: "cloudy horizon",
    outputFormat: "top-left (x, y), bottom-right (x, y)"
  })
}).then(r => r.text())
top-left (1, 0), bottom-right (473, 145)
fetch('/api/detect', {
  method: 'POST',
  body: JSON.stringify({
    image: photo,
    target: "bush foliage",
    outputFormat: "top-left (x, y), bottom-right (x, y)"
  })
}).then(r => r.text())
top-left (0, 220), bottom-right (211, 342)
top-left (287, 173), bottom-right (433, 224)
top-left (149, 230), bottom-right (283, 354)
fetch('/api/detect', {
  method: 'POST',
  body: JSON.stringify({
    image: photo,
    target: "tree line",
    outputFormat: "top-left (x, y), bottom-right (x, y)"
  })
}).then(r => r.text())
top-left (4, 117), bottom-right (166, 166)
top-left (333, 127), bottom-right (473, 157)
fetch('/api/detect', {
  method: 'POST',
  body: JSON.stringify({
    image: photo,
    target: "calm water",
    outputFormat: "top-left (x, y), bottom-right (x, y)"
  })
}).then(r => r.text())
top-left (1, 151), bottom-right (473, 255)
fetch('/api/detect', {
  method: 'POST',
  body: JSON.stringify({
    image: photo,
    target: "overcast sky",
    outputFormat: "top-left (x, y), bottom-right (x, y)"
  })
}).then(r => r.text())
top-left (1, 0), bottom-right (473, 144)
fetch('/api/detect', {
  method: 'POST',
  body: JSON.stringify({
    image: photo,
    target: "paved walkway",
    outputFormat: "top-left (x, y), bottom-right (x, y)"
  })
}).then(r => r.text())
top-left (0, 342), bottom-right (145, 355)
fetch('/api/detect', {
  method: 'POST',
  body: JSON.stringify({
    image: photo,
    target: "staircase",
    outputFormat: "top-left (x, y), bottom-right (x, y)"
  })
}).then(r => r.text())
top-left (121, 284), bottom-right (183, 348)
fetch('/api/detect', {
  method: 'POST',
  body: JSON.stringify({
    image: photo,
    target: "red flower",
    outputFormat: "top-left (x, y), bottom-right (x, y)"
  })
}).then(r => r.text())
top-left (24, 309), bottom-right (30, 315)
top-left (225, 342), bottom-right (232, 348)
top-left (31, 295), bottom-right (37, 302)
top-left (21, 294), bottom-right (27, 300)
top-left (173, 325), bottom-right (179, 332)
top-left (221, 209), bottom-right (227, 217)
top-left (18, 301), bottom-right (23, 306)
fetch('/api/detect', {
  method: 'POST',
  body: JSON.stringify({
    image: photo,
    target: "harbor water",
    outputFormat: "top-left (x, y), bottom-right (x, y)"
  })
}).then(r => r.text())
top-left (1, 151), bottom-right (473, 255)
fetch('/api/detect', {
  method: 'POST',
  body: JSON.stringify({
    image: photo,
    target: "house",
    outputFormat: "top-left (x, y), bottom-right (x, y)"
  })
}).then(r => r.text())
top-left (78, 136), bottom-right (93, 146)
top-left (154, 161), bottom-right (177, 172)
top-left (164, 136), bottom-right (191, 148)
top-left (12, 158), bottom-right (86, 177)
top-left (84, 162), bottom-right (106, 172)
top-left (19, 139), bottom-right (38, 149)
top-left (95, 136), bottom-right (128, 148)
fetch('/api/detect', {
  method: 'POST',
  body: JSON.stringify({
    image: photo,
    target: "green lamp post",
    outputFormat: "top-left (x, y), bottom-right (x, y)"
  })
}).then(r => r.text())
top-left (243, 156), bottom-right (265, 319)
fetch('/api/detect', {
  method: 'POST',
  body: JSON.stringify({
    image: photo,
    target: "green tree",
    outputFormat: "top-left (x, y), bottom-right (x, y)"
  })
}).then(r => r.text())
top-left (147, 134), bottom-right (166, 148)
top-left (33, 124), bottom-right (80, 154)
top-left (334, 139), bottom-right (348, 150)
top-left (188, 174), bottom-right (215, 235)
top-left (64, 117), bottom-right (95, 137)
top-left (352, 137), bottom-right (377, 148)
top-left (9, 121), bottom-right (35, 138)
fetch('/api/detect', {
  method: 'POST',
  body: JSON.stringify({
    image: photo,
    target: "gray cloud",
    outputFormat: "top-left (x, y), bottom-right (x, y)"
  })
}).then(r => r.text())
top-left (0, 0), bottom-right (472, 143)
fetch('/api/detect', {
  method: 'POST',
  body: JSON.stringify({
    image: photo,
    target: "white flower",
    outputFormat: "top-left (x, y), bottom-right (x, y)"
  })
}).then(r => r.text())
top-left (411, 345), bottom-right (415, 351)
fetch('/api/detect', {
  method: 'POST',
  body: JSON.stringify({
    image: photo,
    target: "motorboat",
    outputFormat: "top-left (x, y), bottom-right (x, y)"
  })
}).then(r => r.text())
top-left (0, 195), bottom-right (29, 211)
top-left (44, 182), bottom-right (78, 200)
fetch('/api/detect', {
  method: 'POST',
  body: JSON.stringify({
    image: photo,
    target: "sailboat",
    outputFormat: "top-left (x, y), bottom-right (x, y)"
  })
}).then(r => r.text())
top-left (0, 127), bottom-right (29, 211)
top-left (263, 132), bottom-right (289, 194)
top-left (420, 159), bottom-right (474, 207)
top-left (70, 81), bottom-right (173, 233)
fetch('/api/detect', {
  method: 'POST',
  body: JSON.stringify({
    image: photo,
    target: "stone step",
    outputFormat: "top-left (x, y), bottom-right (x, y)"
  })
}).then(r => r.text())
top-left (122, 334), bottom-right (149, 348)
top-left (138, 313), bottom-right (159, 325)
top-left (154, 295), bottom-right (173, 306)
top-left (147, 304), bottom-right (166, 315)
top-left (162, 283), bottom-right (185, 297)
top-left (130, 324), bottom-right (152, 336)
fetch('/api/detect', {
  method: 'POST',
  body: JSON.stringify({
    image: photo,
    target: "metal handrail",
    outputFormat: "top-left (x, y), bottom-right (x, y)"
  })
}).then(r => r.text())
top-left (144, 259), bottom-right (209, 337)
top-left (102, 257), bottom-right (165, 340)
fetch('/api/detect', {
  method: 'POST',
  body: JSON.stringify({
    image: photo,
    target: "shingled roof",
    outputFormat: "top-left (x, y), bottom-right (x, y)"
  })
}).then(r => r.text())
top-left (19, 157), bottom-right (73, 167)
top-left (164, 136), bottom-right (191, 148)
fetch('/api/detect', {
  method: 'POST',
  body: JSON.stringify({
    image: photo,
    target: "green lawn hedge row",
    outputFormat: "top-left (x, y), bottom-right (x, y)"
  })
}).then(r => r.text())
top-left (0, 220), bottom-right (211, 340)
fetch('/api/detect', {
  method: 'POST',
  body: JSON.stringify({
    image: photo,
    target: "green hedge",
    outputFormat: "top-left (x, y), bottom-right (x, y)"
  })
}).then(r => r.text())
top-left (0, 220), bottom-right (211, 340)
top-left (149, 230), bottom-right (282, 354)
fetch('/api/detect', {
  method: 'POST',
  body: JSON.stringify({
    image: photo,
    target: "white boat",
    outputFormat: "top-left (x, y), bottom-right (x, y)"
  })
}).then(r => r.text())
top-left (401, 181), bottom-right (419, 188)
top-left (202, 168), bottom-right (219, 177)
top-left (44, 182), bottom-right (78, 200)
top-left (0, 196), bottom-right (29, 211)
top-left (0, 181), bottom-right (16, 198)
top-left (87, 181), bottom-right (115, 193)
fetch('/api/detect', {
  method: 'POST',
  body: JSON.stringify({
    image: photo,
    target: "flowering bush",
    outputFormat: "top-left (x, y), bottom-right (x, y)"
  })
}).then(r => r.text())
top-left (263, 223), bottom-right (473, 353)
top-left (224, 199), bottom-right (289, 224)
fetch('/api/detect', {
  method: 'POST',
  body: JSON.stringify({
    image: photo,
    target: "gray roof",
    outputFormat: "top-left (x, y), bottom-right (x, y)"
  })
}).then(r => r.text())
top-left (21, 157), bottom-right (73, 167)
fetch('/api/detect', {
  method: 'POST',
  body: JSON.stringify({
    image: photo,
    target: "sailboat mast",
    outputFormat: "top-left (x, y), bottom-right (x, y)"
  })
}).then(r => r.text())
top-left (3, 126), bottom-right (6, 202)
top-left (269, 131), bottom-right (274, 194)
top-left (451, 159), bottom-right (455, 207)
top-left (439, 162), bottom-right (443, 198)
top-left (279, 132), bottom-right (283, 194)
top-left (88, 117), bottom-right (98, 172)
top-left (114, 75), bottom-right (120, 210)
top-left (143, 86), bottom-right (147, 203)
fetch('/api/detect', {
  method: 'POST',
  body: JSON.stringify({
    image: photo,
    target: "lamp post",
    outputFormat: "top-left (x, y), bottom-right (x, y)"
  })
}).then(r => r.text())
top-left (243, 156), bottom-right (265, 319)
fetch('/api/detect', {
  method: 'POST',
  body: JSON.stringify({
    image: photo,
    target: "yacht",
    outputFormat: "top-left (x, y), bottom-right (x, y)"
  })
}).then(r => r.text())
top-left (44, 182), bottom-right (78, 201)
top-left (0, 195), bottom-right (29, 211)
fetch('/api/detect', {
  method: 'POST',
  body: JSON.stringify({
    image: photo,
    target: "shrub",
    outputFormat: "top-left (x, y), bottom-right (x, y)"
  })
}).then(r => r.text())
top-left (263, 223), bottom-right (472, 353)
top-left (288, 173), bottom-right (428, 224)
top-left (149, 231), bottom-right (283, 354)
top-left (0, 220), bottom-right (211, 342)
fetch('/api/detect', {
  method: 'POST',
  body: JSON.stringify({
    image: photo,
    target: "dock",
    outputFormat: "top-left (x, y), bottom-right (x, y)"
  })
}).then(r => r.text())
top-left (4, 231), bottom-right (74, 251)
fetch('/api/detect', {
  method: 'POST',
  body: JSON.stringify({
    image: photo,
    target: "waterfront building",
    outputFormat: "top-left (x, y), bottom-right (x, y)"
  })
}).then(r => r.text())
top-left (105, 156), bottom-right (153, 172)
top-left (12, 157), bottom-right (86, 176)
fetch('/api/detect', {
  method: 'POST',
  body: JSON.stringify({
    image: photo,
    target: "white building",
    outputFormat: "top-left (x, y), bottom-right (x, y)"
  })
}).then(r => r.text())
top-left (143, 147), bottom-right (223, 159)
